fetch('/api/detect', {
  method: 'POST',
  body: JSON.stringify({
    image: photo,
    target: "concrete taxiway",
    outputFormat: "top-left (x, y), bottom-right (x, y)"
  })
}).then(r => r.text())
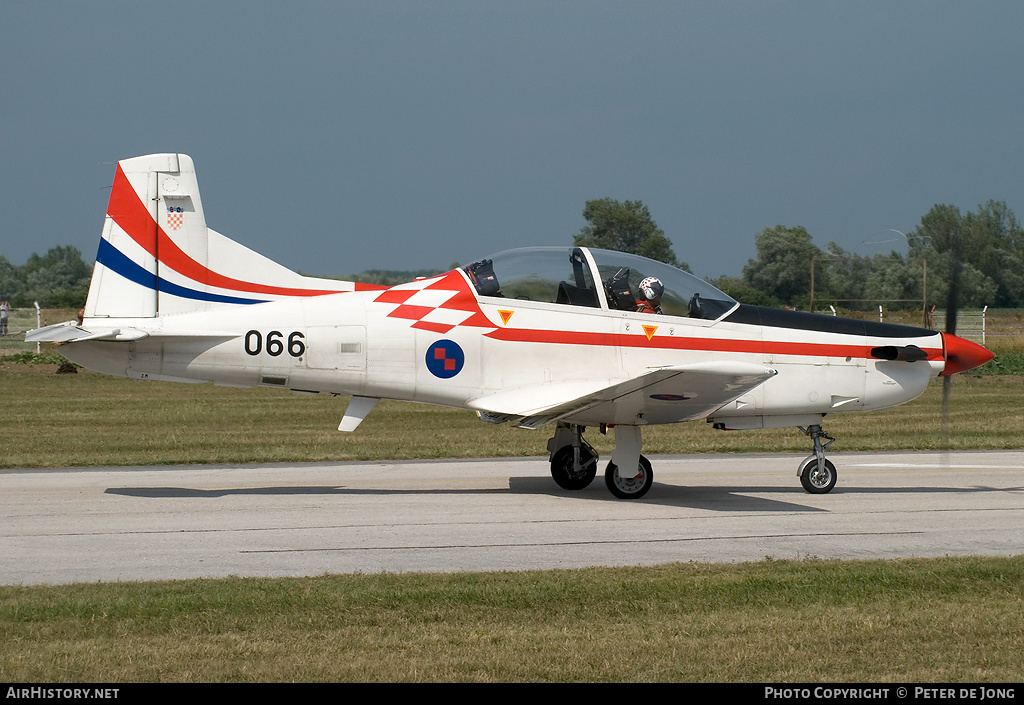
top-left (2, 450), bottom-right (1022, 585)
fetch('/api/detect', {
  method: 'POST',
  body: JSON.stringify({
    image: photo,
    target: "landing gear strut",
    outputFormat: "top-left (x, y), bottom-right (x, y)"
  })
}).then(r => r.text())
top-left (547, 423), bottom-right (598, 490)
top-left (797, 424), bottom-right (837, 494)
top-left (547, 422), bottom-right (654, 499)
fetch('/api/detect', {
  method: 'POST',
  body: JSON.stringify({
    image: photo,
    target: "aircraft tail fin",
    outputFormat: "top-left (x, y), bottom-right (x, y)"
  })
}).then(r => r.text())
top-left (85, 153), bottom-right (355, 320)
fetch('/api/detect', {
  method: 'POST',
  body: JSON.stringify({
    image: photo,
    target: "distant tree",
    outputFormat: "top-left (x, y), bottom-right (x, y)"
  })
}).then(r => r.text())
top-left (0, 254), bottom-right (22, 304)
top-left (343, 269), bottom-right (448, 286)
top-left (911, 203), bottom-right (1005, 309)
top-left (572, 198), bottom-right (689, 271)
top-left (742, 225), bottom-right (821, 305)
top-left (961, 200), bottom-right (1024, 307)
top-left (14, 246), bottom-right (92, 307)
top-left (706, 274), bottom-right (778, 307)
top-left (816, 242), bottom-right (871, 309)
top-left (862, 254), bottom-right (928, 307)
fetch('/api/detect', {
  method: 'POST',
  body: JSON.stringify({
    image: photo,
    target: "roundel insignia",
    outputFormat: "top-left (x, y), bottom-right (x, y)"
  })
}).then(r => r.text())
top-left (649, 394), bottom-right (690, 401)
top-left (426, 339), bottom-right (465, 379)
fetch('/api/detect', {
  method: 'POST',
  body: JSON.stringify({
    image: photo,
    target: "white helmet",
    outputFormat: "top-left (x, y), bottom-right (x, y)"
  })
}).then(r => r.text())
top-left (638, 276), bottom-right (664, 302)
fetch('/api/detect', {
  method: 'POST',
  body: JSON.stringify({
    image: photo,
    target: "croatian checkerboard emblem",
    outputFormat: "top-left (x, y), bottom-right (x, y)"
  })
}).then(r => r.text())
top-left (167, 206), bottom-right (184, 231)
top-left (426, 339), bottom-right (465, 379)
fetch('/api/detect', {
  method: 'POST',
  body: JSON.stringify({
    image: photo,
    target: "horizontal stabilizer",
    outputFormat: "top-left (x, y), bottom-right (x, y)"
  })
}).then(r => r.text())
top-left (26, 321), bottom-right (237, 344)
top-left (26, 321), bottom-right (101, 343)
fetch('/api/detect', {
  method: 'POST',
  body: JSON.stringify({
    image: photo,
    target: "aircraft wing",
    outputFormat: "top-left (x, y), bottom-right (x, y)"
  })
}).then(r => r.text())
top-left (468, 361), bottom-right (777, 429)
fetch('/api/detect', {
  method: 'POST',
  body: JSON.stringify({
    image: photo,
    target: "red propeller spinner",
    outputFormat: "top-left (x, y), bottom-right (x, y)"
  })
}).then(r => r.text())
top-left (941, 333), bottom-right (995, 377)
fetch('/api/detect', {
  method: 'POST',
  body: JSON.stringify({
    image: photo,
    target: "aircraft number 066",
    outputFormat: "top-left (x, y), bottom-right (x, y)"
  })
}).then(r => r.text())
top-left (244, 330), bottom-right (305, 357)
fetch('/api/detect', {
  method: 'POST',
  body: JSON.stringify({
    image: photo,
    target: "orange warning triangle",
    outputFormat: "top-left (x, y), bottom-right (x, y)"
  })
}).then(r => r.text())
top-left (642, 325), bottom-right (658, 340)
top-left (498, 310), bottom-right (514, 325)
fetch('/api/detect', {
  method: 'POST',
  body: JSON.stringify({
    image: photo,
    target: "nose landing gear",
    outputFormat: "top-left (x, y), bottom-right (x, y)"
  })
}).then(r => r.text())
top-left (797, 424), bottom-right (837, 494)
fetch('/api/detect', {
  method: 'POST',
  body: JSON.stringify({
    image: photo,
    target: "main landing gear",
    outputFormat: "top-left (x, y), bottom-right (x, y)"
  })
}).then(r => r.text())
top-left (548, 431), bottom-right (599, 491)
top-left (547, 421), bottom-right (838, 498)
top-left (605, 455), bottom-right (654, 500)
top-left (797, 424), bottom-right (837, 494)
top-left (547, 422), bottom-right (653, 500)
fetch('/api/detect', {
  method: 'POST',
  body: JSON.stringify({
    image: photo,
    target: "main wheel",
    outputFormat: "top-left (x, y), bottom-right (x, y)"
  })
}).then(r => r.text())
top-left (604, 455), bottom-right (653, 499)
top-left (550, 445), bottom-right (598, 490)
top-left (799, 456), bottom-right (837, 494)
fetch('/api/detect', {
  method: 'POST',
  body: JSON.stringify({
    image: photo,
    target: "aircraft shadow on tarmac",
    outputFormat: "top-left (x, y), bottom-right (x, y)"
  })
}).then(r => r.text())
top-left (105, 482), bottom-right (818, 513)
top-left (103, 479), bottom-right (1007, 513)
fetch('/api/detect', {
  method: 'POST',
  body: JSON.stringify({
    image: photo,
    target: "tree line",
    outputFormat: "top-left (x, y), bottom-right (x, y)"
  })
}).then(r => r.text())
top-left (4, 199), bottom-right (1021, 311)
top-left (0, 246), bottom-right (91, 308)
top-left (576, 197), bottom-right (1024, 312)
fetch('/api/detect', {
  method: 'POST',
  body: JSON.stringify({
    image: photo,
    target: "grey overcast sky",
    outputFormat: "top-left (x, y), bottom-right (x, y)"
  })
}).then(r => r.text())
top-left (2, 1), bottom-right (1022, 280)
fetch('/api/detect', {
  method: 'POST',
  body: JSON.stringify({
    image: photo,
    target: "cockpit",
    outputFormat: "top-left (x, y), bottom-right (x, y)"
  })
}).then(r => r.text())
top-left (463, 246), bottom-right (737, 320)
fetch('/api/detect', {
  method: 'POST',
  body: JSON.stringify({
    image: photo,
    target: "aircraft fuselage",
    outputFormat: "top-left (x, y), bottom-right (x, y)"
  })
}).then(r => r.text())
top-left (62, 278), bottom-right (947, 432)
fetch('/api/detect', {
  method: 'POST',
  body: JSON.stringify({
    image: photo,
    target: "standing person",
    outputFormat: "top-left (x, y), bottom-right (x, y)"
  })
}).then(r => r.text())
top-left (0, 299), bottom-right (9, 336)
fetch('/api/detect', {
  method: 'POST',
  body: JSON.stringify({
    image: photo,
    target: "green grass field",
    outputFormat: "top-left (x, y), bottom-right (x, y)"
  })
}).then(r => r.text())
top-left (1, 359), bottom-right (1021, 468)
top-left (1, 314), bottom-right (1022, 682)
top-left (1, 557), bottom-right (1022, 682)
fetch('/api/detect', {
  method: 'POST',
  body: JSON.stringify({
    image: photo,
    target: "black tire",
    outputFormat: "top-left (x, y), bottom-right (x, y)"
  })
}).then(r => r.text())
top-left (604, 455), bottom-right (653, 499)
top-left (799, 457), bottom-right (837, 494)
top-left (550, 445), bottom-right (598, 490)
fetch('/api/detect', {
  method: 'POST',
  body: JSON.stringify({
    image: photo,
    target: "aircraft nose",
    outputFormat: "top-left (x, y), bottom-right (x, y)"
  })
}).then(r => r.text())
top-left (941, 333), bottom-right (995, 376)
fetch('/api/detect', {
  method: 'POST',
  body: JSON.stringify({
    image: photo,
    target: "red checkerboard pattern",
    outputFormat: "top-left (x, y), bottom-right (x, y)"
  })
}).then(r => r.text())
top-left (434, 346), bottom-right (458, 371)
top-left (372, 271), bottom-right (497, 334)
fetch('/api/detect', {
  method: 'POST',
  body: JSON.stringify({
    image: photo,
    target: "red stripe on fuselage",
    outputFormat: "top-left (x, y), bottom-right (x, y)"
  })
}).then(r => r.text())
top-left (484, 325), bottom-right (943, 361)
top-left (107, 165), bottom-right (346, 298)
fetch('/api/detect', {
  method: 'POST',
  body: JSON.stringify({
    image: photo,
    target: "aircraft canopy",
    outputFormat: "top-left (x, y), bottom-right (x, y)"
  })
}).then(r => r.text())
top-left (464, 247), bottom-right (737, 320)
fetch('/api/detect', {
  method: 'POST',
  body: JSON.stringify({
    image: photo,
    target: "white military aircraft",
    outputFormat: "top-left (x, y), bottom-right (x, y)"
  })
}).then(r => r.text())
top-left (29, 154), bottom-right (994, 499)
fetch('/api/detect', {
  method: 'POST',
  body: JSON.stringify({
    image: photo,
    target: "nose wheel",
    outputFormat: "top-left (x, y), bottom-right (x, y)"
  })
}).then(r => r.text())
top-left (798, 424), bottom-right (837, 494)
top-left (798, 456), bottom-right (837, 493)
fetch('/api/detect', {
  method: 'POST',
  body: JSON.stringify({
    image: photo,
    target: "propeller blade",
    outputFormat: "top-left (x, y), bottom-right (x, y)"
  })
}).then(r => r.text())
top-left (940, 222), bottom-right (965, 448)
top-left (941, 243), bottom-right (961, 450)
top-left (941, 373), bottom-right (952, 448)
top-left (944, 244), bottom-right (962, 336)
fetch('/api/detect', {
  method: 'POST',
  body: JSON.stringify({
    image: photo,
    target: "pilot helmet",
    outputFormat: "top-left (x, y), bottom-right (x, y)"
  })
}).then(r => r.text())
top-left (638, 276), bottom-right (664, 302)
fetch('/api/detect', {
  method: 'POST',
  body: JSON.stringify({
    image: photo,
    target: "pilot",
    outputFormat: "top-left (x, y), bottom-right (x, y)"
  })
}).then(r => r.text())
top-left (635, 276), bottom-right (664, 314)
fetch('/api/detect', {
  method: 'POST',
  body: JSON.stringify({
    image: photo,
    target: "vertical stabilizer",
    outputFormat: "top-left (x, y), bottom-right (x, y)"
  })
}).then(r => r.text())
top-left (86, 154), bottom-right (180, 317)
top-left (84, 153), bottom-right (354, 321)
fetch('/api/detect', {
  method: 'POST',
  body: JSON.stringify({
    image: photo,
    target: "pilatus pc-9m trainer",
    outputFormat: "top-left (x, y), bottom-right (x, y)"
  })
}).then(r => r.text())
top-left (29, 154), bottom-right (993, 499)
